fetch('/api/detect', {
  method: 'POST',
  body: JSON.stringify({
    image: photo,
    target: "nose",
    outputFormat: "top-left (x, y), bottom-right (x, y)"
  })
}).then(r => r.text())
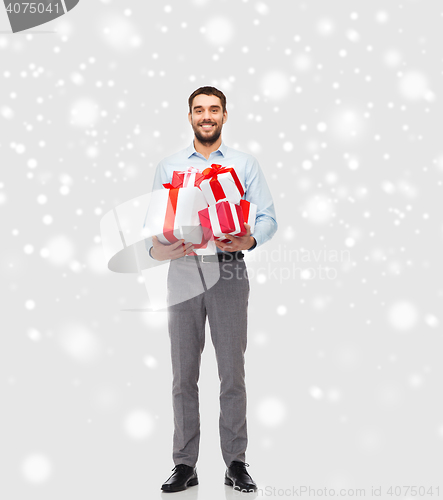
top-left (201, 110), bottom-right (212, 121)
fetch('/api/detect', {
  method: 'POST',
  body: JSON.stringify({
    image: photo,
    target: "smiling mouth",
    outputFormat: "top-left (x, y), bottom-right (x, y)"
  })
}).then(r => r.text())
top-left (200, 124), bottom-right (215, 129)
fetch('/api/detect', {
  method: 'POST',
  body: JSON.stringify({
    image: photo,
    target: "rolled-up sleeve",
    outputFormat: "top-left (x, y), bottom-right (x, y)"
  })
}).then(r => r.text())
top-left (144, 160), bottom-right (167, 257)
top-left (243, 156), bottom-right (278, 249)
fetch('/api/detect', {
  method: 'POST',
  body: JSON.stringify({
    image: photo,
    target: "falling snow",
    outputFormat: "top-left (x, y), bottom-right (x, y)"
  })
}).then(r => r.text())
top-left (1, 0), bottom-right (442, 497)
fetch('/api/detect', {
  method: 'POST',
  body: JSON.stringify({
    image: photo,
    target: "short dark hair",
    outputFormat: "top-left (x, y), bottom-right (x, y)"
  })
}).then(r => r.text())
top-left (188, 86), bottom-right (227, 114)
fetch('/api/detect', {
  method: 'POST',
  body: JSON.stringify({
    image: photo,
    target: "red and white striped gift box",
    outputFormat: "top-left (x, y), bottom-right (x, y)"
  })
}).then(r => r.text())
top-left (198, 199), bottom-right (257, 244)
top-left (162, 167), bottom-right (205, 190)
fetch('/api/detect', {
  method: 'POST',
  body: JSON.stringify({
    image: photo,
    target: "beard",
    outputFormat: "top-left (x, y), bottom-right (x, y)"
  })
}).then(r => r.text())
top-left (192, 121), bottom-right (223, 147)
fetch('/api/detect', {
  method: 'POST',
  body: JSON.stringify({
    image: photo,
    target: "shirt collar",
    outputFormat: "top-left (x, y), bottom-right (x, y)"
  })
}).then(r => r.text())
top-left (186, 139), bottom-right (227, 159)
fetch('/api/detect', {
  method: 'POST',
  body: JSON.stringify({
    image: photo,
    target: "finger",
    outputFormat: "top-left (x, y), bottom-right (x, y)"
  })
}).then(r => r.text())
top-left (177, 241), bottom-right (193, 250)
top-left (173, 243), bottom-right (193, 255)
top-left (183, 243), bottom-right (194, 255)
top-left (243, 223), bottom-right (251, 235)
top-left (215, 240), bottom-right (233, 251)
top-left (170, 239), bottom-right (186, 250)
top-left (222, 233), bottom-right (235, 241)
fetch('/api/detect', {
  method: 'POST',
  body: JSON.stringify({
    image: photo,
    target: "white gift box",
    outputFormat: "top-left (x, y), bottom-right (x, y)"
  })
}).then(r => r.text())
top-left (199, 165), bottom-right (245, 205)
top-left (143, 186), bottom-right (208, 245)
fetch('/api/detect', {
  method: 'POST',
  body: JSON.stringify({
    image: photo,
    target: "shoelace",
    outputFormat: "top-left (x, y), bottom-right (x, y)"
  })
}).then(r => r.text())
top-left (230, 461), bottom-right (251, 474)
top-left (229, 461), bottom-right (253, 481)
top-left (231, 461), bottom-right (250, 468)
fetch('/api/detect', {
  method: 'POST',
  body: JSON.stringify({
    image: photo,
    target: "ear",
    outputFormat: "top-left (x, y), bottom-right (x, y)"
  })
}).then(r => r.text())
top-left (222, 110), bottom-right (228, 124)
top-left (188, 112), bottom-right (192, 124)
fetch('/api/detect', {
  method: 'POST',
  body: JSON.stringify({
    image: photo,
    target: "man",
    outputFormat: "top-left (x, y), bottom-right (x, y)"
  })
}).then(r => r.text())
top-left (148, 86), bottom-right (277, 492)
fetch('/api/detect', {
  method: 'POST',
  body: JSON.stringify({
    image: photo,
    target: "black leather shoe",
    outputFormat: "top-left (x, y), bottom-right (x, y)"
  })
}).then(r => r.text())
top-left (224, 461), bottom-right (257, 492)
top-left (161, 464), bottom-right (198, 493)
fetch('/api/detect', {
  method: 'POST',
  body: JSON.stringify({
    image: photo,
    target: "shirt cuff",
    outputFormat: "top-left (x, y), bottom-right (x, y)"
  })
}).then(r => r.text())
top-left (247, 237), bottom-right (257, 251)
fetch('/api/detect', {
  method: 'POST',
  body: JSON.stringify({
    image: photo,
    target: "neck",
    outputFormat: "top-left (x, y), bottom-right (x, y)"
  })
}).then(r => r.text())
top-left (193, 136), bottom-right (222, 160)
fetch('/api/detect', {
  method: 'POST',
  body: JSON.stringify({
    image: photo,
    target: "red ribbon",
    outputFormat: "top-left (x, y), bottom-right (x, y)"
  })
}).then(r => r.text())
top-left (214, 202), bottom-right (246, 242)
top-left (191, 232), bottom-right (210, 250)
top-left (163, 168), bottom-right (206, 189)
top-left (217, 202), bottom-right (236, 234)
top-left (181, 166), bottom-right (205, 188)
top-left (162, 171), bottom-right (183, 190)
top-left (201, 164), bottom-right (244, 202)
top-left (239, 199), bottom-right (250, 224)
top-left (162, 187), bottom-right (209, 251)
top-left (163, 188), bottom-right (180, 243)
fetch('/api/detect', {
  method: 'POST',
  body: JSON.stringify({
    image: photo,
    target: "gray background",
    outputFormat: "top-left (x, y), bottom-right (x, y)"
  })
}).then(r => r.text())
top-left (1, 0), bottom-right (442, 498)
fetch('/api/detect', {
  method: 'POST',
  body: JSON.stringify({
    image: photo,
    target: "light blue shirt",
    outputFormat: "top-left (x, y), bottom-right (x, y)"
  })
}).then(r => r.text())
top-left (150, 139), bottom-right (278, 253)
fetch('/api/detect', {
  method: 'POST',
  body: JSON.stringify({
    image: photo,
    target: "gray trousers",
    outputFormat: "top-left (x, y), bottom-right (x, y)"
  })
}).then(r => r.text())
top-left (166, 256), bottom-right (250, 468)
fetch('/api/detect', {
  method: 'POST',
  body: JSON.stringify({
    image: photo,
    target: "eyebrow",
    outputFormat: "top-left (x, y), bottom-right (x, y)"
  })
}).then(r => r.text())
top-left (193, 105), bottom-right (221, 110)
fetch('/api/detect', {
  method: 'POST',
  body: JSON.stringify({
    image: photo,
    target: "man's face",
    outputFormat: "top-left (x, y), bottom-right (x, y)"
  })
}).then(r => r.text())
top-left (188, 94), bottom-right (227, 146)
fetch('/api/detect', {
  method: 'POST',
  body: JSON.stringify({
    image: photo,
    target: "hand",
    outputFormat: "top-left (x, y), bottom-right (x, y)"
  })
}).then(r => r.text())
top-left (214, 223), bottom-right (256, 252)
top-left (150, 235), bottom-right (194, 261)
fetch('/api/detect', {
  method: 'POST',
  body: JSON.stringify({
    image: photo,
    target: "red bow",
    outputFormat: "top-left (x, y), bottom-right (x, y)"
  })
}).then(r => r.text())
top-left (201, 164), bottom-right (244, 202)
top-left (202, 163), bottom-right (226, 178)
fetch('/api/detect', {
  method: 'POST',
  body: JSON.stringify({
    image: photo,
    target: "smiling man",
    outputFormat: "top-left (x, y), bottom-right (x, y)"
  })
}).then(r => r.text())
top-left (149, 86), bottom-right (278, 493)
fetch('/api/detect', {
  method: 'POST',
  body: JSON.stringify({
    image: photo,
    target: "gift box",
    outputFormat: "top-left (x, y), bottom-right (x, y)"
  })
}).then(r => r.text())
top-left (163, 167), bottom-right (205, 189)
top-left (178, 166), bottom-right (205, 188)
top-left (198, 199), bottom-right (257, 244)
top-left (143, 186), bottom-right (209, 247)
top-left (162, 171), bottom-right (183, 190)
top-left (239, 199), bottom-right (257, 234)
top-left (199, 164), bottom-right (245, 205)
